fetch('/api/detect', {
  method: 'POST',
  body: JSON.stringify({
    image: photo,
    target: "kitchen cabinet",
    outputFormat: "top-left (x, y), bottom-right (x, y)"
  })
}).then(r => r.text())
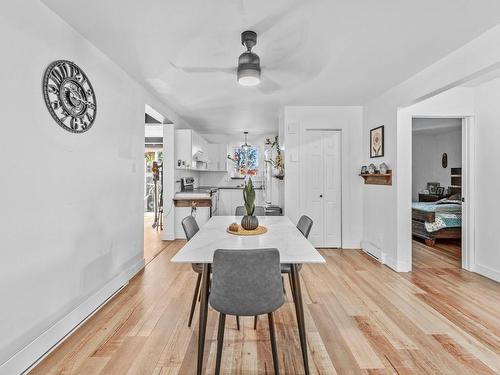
top-left (175, 129), bottom-right (193, 168)
top-left (207, 143), bottom-right (228, 172)
top-left (175, 129), bottom-right (226, 171)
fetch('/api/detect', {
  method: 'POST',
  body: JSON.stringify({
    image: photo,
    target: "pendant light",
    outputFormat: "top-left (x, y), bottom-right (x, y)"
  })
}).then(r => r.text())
top-left (241, 131), bottom-right (250, 150)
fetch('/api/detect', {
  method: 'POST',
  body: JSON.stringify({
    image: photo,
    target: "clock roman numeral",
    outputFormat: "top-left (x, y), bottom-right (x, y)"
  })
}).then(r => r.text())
top-left (51, 100), bottom-right (61, 110)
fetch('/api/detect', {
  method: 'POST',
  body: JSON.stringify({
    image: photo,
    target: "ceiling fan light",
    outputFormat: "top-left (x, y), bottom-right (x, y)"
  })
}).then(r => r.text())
top-left (238, 69), bottom-right (261, 86)
top-left (237, 51), bottom-right (261, 86)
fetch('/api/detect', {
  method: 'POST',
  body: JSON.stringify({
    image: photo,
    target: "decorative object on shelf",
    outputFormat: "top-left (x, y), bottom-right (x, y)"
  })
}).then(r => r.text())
top-left (368, 163), bottom-right (376, 174)
top-left (370, 125), bottom-right (384, 158)
top-left (379, 162), bottom-right (388, 175)
top-left (227, 131), bottom-right (258, 176)
top-left (442, 153), bottom-right (448, 168)
top-left (241, 177), bottom-right (259, 230)
top-left (42, 60), bottom-right (96, 133)
top-left (436, 186), bottom-right (445, 195)
top-left (360, 165), bottom-right (368, 174)
top-left (427, 182), bottom-right (440, 194)
top-left (359, 169), bottom-right (392, 185)
top-left (265, 135), bottom-right (285, 179)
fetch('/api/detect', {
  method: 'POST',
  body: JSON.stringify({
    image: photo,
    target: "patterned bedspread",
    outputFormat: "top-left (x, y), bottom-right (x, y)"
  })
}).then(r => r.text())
top-left (412, 201), bottom-right (462, 232)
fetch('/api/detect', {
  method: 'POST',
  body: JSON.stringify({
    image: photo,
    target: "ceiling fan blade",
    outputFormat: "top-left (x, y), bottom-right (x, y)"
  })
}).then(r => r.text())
top-left (257, 74), bottom-right (282, 94)
top-left (249, 0), bottom-right (305, 35)
top-left (170, 62), bottom-right (234, 75)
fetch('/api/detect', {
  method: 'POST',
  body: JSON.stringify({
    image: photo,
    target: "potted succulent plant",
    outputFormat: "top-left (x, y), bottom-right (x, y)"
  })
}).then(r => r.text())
top-left (241, 177), bottom-right (259, 230)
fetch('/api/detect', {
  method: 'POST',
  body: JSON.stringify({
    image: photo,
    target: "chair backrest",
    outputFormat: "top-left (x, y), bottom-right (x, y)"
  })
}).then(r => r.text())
top-left (235, 205), bottom-right (266, 216)
top-left (297, 215), bottom-right (313, 239)
top-left (209, 249), bottom-right (284, 316)
top-left (182, 215), bottom-right (199, 241)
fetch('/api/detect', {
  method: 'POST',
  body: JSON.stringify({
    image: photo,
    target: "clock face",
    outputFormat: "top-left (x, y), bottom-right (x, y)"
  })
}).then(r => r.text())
top-left (43, 60), bottom-right (96, 133)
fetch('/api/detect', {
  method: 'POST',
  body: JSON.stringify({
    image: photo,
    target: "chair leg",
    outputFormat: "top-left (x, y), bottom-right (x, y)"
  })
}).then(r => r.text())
top-left (215, 313), bottom-right (226, 375)
top-left (268, 312), bottom-right (280, 374)
top-left (281, 276), bottom-right (286, 294)
top-left (236, 315), bottom-right (240, 330)
top-left (188, 273), bottom-right (202, 327)
top-left (254, 315), bottom-right (258, 330)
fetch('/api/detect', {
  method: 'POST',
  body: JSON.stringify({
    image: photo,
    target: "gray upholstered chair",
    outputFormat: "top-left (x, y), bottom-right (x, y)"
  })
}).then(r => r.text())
top-left (235, 205), bottom-right (266, 216)
top-left (210, 248), bottom-right (284, 374)
top-left (280, 215), bottom-right (313, 274)
top-left (254, 215), bottom-right (313, 330)
top-left (182, 216), bottom-right (242, 329)
top-left (181, 216), bottom-right (203, 327)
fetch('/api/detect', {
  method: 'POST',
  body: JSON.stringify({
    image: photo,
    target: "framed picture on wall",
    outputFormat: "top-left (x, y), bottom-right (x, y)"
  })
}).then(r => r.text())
top-left (370, 125), bottom-right (384, 158)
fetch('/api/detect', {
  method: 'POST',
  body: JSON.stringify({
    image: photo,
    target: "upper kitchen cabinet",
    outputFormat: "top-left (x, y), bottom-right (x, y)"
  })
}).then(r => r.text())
top-left (175, 129), bottom-right (227, 171)
top-left (207, 143), bottom-right (227, 172)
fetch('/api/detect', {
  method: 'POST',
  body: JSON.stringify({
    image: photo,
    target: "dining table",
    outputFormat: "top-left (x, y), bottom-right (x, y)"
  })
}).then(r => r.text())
top-left (171, 215), bottom-right (326, 375)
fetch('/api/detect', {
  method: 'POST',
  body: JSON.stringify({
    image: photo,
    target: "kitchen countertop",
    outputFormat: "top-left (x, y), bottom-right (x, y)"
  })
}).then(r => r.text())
top-left (198, 185), bottom-right (264, 190)
top-left (174, 185), bottom-right (264, 200)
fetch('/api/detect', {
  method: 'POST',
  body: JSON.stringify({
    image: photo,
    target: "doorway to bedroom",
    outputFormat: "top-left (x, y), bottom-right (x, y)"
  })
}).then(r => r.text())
top-left (412, 118), bottom-right (463, 268)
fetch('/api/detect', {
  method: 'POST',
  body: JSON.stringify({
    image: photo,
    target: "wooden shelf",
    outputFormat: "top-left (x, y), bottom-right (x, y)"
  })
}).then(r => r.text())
top-left (359, 170), bottom-right (392, 185)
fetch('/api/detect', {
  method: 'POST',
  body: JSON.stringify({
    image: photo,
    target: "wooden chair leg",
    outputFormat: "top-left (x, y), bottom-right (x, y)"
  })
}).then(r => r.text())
top-left (236, 315), bottom-right (240, 330)
top-left (254, 315), bottom-right (258, 330)
top-left (281, 276), bottom-right (286, 294)
top-left (268, 312), bottom-right (280, 374)
top-left (188, 273), bottom-right (202, 327)
top-left (215, 313), bottom-right (226, 375)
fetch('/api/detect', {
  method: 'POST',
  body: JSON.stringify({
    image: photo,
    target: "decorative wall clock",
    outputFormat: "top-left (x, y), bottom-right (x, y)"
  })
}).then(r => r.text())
top-left (42, 60), bottom-right (96, 133)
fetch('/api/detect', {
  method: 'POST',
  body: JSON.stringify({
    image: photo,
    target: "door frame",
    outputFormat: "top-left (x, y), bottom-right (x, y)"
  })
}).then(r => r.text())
top-left (401, 113), bottom-right (475, 272)
top-left (301, 128), bottom-right (343, 248)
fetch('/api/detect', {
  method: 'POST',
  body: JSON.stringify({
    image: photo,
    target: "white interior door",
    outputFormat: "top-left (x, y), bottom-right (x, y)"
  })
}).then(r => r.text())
top-left (301, 130), bottom-right (342, 247)
top-left (323, 131), bottom-right (342, 247)
top-left (302, 130), bottom-right (325, 246)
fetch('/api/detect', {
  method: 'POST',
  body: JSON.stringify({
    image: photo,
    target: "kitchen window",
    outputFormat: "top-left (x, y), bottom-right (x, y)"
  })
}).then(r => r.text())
top-left (229, 145), bottom-right (259, 177)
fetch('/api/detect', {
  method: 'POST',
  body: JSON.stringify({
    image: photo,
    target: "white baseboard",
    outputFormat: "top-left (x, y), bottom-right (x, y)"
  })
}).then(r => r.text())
top-left (361, 241), bottom-right (411, 272)
top-left (0, 257), bottom-right (145, 375)
top-left (361, 241), bottom-right (382, 259)
top-left (473, 263), bottom-right (500, 283)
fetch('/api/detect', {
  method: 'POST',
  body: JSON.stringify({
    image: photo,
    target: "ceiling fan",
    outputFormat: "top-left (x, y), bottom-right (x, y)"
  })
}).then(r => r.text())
top-left (169, 29), bottom-right (279, 92)
top-left (168, 1), bottom-right (323, 94)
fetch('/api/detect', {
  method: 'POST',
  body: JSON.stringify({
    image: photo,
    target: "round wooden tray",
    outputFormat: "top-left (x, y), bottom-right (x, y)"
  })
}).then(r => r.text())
top-left (227, 225), bottom-right (268, 236)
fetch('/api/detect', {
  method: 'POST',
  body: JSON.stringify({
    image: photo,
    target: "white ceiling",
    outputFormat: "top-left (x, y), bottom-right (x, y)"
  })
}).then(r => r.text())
top-left (412, 118), bottom-right (462, 135)
top-left (42, 0), bottom-right (500, 135)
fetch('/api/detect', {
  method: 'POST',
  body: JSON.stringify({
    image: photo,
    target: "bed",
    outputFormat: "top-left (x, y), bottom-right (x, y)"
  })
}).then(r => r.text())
top-left (412, 168), bottom-right (462, 247)
top-left (412, 200), bottom-right (462, 246)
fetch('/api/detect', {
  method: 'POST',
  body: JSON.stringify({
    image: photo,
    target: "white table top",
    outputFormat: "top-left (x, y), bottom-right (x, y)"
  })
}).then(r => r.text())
top-left (171, 216), bottom-right (326, 264)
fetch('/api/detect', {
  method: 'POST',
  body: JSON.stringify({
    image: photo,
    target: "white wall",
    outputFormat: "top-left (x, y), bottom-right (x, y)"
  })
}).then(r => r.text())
top-left (472, 76), bottom-right (500, 281)
top-left (283, 107), bottom-right (363, 249)
top-left (362, 23), bottom-right (500, 272)
top-left (412, 122), bottom-right (462, 201)
top-left (0, 2), bottom-right (190, 373)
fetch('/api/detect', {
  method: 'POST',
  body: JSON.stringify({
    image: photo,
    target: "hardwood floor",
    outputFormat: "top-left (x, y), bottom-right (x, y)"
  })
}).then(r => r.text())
top-left (30, 237), bottom-right (500, 374)
top-left (144, 213), bottom-right (166, 264)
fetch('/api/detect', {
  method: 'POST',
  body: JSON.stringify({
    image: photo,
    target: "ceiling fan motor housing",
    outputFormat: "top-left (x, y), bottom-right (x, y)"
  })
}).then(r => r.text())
top-left (241, 30), bottom-right (257, 50)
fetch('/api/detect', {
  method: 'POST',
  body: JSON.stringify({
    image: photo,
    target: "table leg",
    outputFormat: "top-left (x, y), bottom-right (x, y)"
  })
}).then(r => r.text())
top-left (197, 263), bottom-right (211, 375)
top-left (291, 264), bottom-right (309, 375)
